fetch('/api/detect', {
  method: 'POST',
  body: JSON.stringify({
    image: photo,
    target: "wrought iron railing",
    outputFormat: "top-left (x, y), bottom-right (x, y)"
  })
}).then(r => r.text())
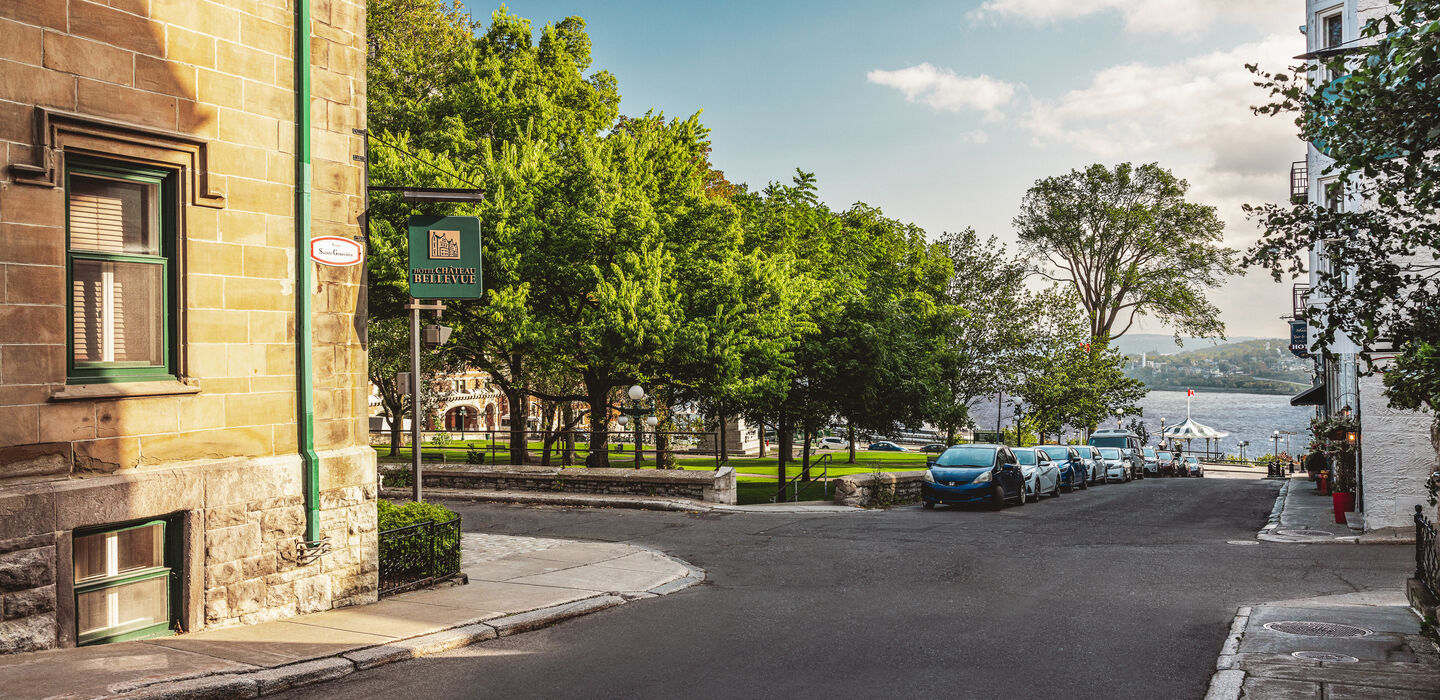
top-left (1292, 283), bottom-right (1312, 319)
top-left (775, 453), bottom-right (831, 503)
top-left (1417, 505), bottom-right (1439, 602)
top-left (1290, 160), bottom-right (1309, 204)
top-left (379, 516), bottom-right (463, 597)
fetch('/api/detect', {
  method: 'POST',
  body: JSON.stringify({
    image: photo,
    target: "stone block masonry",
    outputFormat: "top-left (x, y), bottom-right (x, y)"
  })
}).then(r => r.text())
top-left (381, 465), bottom-right (739, 505)
top-left (832, 473), bottom-right (924, 507)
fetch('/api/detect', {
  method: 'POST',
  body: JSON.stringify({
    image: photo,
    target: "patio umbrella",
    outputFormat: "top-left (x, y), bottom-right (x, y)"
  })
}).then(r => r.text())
top-left (1163, 418), bottom-right (1230, 460)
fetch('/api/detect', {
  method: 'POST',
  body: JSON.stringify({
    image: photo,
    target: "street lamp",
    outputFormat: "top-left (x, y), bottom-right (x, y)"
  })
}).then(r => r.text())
top-left (1272, 430), bottom-right (1281, 457)
top-left (617, 385), bottom-right (655, 468)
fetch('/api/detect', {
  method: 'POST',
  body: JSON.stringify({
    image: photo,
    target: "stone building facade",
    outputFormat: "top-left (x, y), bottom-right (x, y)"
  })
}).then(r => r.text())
top-left (0, 0), bottom-right (374, 653)
top-left (1293, 0), bottom-right (1434, 531)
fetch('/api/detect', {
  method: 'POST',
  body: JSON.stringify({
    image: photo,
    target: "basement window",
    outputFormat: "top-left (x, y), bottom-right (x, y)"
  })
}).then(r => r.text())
top-left (73, 520), bottom-right (177, 645)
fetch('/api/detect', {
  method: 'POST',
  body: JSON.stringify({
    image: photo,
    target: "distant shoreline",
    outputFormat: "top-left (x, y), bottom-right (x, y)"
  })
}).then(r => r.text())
top-left (1141, 384), bottom-right (1298, 397)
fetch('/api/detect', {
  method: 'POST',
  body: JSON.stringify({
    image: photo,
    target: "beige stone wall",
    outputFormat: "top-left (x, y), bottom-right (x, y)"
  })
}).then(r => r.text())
top-left (0, 0), bottom-right (374, 652)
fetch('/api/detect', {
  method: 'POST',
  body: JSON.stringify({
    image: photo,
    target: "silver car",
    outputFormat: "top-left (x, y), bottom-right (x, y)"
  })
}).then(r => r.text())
top-left (1073, 445), bottom-right (1103, 484)
top-left (1097, 447), bottom-right (1130, 483)
top-left (1014, 447), bottom-right (1062, 499)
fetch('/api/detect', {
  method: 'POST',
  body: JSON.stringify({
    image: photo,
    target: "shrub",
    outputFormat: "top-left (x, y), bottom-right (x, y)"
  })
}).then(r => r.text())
top-left (377, 499), bottom-right (459, 531)
top-left (466, 446), bottom-right (486, 464)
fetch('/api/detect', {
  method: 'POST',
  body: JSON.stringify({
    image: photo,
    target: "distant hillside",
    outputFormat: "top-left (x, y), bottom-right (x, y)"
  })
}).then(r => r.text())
top-left (1124, 338), bottom-right (1312, 395)
top-left (1110, 334), bottom-right (1256, 356)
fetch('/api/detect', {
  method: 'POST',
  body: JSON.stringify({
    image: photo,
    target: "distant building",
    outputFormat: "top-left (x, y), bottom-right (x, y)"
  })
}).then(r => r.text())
top-left (0, 1), bottom-right (374, 653)
top-left (1290, 0), bottom-right (1432, 533)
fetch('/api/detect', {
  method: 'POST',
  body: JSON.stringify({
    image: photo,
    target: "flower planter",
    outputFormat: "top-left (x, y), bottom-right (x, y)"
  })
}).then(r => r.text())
top-left (1332, 491), bottom-right (1356, 524)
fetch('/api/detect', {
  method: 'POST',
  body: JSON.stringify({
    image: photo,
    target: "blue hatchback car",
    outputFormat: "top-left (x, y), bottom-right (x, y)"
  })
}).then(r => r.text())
top-left (921, 444), bottom-right (1027, 510)
top-left (1037, 445), bottom-right (1088, 492)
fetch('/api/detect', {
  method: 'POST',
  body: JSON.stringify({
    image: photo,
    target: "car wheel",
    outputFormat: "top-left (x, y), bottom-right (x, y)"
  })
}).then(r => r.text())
top-left (1016, 483), bottom-right (1028, 506)
top-left (991, 485), bottom-right (1007, 510)
top-left (923, 501), bottom-right (935, 510)
top-left (1050, 476), bottom-right (1061, 498)
top-left (1079, 475), bottom-right (1088, 490)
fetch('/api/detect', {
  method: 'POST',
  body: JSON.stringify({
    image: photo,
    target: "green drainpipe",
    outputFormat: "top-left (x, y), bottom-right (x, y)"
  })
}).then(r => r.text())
top-left (295, 0), bottom-right (321, 546)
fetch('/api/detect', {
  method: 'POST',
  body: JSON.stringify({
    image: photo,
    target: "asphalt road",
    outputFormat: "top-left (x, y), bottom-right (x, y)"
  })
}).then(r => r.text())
top-left (284, 477), bottom-right (1411, 699)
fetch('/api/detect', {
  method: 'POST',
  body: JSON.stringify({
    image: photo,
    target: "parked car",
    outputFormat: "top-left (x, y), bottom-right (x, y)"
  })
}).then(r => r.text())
top-left (817, 436), bottom-right (849, 450)
top-left (1036, 445), bottom-right (1087, 491)
top-left (1089, 429), bottom-right (1144, 480)
top-left (1141, 447), bottom-right (1160, 477)
top-left (1182, 455), bottom-right (1204, 477)
top-left (921, 444), bottom-right (1027, 509)
top-left (1015, 447), bottom-right (1061, 499)
top-left (1157, 450), bottom-right (1178, 477)
top-left (1072, 445), bottom-right (1102, 484)
top-left (868, 441), bottom-right (906, 452)
top-left (919, 443), bottom-right (948, 454)
top-left (1096, 447), bottom-right (1130, 483)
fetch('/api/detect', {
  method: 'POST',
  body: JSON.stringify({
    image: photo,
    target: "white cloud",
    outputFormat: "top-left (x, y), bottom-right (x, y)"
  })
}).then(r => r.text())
top-left (866, 63), bottom-right (1019, 119)
top-left (958, 129), bottom-right (991, 144)
top-left (1020, 33), bottom-right (1299, 248)
top-left (972, 0), bottom-right (1291, 38)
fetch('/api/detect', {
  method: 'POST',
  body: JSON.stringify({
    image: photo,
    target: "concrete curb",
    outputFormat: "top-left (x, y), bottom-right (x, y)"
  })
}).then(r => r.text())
top-left (1204, 605), bottom-right (1252, 700)
top-left (112, 552), bottom-right (708, 699)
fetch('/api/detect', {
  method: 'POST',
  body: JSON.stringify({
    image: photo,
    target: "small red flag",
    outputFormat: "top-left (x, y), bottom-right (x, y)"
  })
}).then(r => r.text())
top-left (1187, 389), bottom-right (1195, 397)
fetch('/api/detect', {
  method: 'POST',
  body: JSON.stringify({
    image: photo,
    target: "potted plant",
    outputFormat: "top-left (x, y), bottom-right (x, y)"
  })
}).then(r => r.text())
top-left (1310, 413), bottom-right (1360, 523)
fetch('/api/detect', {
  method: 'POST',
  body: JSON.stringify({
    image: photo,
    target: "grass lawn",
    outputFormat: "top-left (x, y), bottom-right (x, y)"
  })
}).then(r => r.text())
top-left (373, 446), bottom-right (929, 480)
top-left (736, 477), bottom-right (833, 505)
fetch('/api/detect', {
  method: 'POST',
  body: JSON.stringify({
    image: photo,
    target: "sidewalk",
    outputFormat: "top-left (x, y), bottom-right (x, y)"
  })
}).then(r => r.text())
top-left (1258, 477), bottom-right (1417, 544)
top-left (1206, 590), bottom-right (1440, 700)
top-left (0, 533), bottom-right (702, 700)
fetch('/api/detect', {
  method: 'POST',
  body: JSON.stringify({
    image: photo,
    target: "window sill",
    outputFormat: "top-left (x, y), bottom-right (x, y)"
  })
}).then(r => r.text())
top-left (52, 380), bottom-right (200, 401)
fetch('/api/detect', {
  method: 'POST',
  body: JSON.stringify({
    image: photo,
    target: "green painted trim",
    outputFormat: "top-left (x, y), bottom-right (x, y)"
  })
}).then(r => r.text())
top-left (73, 517), bottom-right (179, 647)
top-left (63, 160), bottom-right (178, 385)
top-left (79, 620), bottom-right (174, 646)
top-left (295, 0), bottom-right (321, 545)
top-left (74, 566), bottom-right (169, 593)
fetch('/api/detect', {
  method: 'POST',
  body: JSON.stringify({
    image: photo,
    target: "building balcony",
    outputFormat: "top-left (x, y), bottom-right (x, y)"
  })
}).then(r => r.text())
top-left (1290, 160), bottom-right (1308, 204)
top-left (1293, 283), bottom-right (1312, 318)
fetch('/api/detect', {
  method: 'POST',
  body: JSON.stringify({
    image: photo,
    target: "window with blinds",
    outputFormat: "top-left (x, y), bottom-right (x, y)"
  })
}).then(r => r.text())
top-left (65, 161), bottom-right (175, 382)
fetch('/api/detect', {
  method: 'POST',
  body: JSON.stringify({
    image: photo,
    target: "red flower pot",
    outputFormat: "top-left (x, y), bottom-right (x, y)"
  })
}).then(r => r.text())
top-left (1332, 491), bottom-right (1355, 524)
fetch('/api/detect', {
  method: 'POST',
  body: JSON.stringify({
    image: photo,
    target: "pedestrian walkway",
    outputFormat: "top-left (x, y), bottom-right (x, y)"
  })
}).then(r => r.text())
top-left (0, 534), bottom-right (702, 700)
top-left (1258, 477), bottom-right (1418, 544)
top-left (1207, 590), bottom-right (1440, 700)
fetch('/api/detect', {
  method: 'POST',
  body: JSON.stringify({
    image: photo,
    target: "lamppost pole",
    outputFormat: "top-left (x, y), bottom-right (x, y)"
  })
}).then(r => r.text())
top-left (1272, 430), bottom-right (1281, 457)
top-left (617, 385), bottom-right (656, 469)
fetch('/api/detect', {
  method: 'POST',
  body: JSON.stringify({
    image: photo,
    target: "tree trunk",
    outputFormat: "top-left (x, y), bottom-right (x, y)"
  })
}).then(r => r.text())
top-left (846, 424), bottom-right (857, 464)
top-left (585, 377), bottom-right (610, 467)
top-left (801, 427), bottom-right (812, 483)
top-left (562, 402), bottom-right (576, 466)
top-left (776, 407), bottom-right (792, 503)
top-left (757, 421), bottom-right (768, 457)
top-left (505, 388), bottom-right (528, 465)
top-left (716, 408), bottom-right (728, 466)
top-left (540, 401), bottom-right (558, 466)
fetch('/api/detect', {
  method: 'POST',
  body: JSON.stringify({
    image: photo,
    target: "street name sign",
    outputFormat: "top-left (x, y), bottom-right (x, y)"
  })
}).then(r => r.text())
top-left (407, 215), bottom-right (482, 299)
top-left (310, 236), bottom-right (364, 266)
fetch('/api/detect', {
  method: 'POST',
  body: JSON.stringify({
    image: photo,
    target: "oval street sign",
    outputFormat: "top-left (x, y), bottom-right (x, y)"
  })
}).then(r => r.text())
top-left (310, 236), bottom-right (364, 266)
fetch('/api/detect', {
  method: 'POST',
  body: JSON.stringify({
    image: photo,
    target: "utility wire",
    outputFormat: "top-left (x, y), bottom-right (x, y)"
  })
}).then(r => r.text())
top-left (367, 132), bottom-right (484, 190)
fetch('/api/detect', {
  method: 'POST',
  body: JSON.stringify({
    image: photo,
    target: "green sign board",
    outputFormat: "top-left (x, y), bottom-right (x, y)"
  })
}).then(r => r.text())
top-left (407, 215), bottom-right (482, 299)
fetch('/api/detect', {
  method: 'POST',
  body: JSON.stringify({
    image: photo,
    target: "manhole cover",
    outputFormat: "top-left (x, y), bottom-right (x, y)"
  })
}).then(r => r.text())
top-left (1275, 529), bottom-right (1334, 537)
top-left (1292, 651), bottom-right (1359, 663)
top-left (1263, 621), bottom-right (1373, 638)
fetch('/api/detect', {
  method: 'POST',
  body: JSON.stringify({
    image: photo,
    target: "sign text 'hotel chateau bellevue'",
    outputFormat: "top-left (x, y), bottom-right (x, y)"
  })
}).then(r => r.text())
top-left (407, 216), bottom-right (483, 299)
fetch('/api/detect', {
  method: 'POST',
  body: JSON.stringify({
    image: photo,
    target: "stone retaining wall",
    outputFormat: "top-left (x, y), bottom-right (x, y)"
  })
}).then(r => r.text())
top-left (382, 465), bottom-right (737, 505)
top-left (832, 473), bottom-right (924, 507)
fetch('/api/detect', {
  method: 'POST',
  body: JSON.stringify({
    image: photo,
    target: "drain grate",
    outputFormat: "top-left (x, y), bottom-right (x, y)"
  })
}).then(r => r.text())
top-left (1263, 621), bottom-right (1373, 638)
top-left (1292, 651), bottom-right (1359, 663)
top-left (1275, 529), bottom-right (1335, 537)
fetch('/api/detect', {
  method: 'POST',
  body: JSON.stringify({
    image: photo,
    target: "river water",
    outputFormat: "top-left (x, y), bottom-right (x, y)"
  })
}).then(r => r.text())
top-left (1118, 390), bottom-right (1315, 458)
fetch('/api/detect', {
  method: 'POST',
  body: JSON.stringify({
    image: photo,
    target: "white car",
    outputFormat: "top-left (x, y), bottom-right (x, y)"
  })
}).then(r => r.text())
top-left (1015, 448), bottom-right (1062, 499)
top-left (1097, 447), bottom-right (1130, 483)
top-left (817, 436), bottom-right (849, 450)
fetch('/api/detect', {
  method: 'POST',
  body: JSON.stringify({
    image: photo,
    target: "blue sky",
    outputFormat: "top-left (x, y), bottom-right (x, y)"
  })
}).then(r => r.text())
top-left (461, 1), bottom-right (1302, 338)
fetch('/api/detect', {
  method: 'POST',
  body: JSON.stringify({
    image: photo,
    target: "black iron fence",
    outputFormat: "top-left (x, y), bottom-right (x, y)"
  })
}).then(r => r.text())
top-left (379, 516), bottom-right (462, 597)
top-left (1418, 505), bottom-right (1439, 602)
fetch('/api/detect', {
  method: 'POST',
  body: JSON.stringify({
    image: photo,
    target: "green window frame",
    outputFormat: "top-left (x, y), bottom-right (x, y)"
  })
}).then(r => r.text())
top-left (72, 518), bottom-right (181, 646)
top-left (64, 158), bottom-right (179, 384)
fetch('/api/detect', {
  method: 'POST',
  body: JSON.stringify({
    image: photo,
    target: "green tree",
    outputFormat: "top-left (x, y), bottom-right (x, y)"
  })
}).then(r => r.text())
top-left (1014, 163), bottom-right (1239, 341)
top-left (932, 228), bottom-right (1033, 445)
top-left (366, 316), bottom-right (460, 455)
top-left (1245, 0), bottom-right (1440, 416)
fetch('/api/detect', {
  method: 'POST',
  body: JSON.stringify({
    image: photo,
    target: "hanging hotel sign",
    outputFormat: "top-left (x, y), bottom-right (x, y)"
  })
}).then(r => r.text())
top-left (407, 215), bottom-right (482, 299)
top-left (1289, 320), bottom-right (1311, 358)
top-left (309, 236), bottom-right (364, 266)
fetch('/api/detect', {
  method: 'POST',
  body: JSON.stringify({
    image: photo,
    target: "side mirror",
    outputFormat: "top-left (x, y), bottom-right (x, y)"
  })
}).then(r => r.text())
top-left (926, 458), bottom-right (936, 468)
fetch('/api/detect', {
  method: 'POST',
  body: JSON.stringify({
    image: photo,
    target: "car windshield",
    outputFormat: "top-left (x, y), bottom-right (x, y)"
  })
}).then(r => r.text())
top-left (1158, 452), bottom-right (1172, 459)
top-left (1015, 450), bottom-right (1037, 465)
top-left (1089, 436), bottom-right (1129, 448)
top-left (935, 446), bottom-right (996, 468)
top-left (1074, 447), bottom-right (1094, 457)
top-left (1185, 457), bottom-right (1199, 464)
top-left (1144, 449), bottom-right (1156, 458)
top-left (1098, 448), bottom-right (1122, 459)
top-left (1039, 447), bottom-right (1069, 460)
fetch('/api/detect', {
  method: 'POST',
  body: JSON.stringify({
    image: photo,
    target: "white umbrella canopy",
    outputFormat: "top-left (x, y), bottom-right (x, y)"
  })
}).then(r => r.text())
top-left (1162, 417), bottom-right (1229, 440)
